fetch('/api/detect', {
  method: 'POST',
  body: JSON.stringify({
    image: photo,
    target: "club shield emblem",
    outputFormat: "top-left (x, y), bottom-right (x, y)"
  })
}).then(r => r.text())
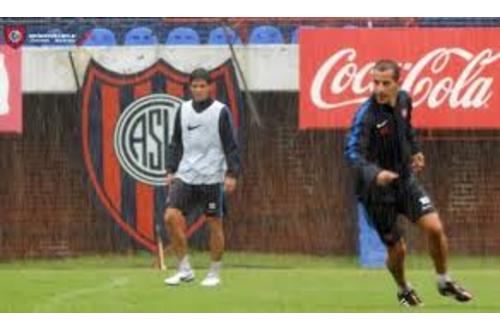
top-left (4, 25), bottom-right (26, 49)
top-left (81, 59), bottom-right (241, 252)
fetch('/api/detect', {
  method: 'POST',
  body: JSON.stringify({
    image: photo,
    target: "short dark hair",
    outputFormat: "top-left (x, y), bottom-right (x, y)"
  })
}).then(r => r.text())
top-left (189, 68), bottom-right (212, 84)
top-left (373, 59), bottom-right (401, 81)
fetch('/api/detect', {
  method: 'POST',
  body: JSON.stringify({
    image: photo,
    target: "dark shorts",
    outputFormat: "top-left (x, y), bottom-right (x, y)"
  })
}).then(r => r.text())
top-left (166, 178), bottom-right (224, 219)
top-left (360, 175), bottom-right (436, 246)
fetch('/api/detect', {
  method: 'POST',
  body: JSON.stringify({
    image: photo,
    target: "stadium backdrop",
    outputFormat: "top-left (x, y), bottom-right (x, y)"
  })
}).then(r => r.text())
top-left (0, 18), bottom-right (499, 260)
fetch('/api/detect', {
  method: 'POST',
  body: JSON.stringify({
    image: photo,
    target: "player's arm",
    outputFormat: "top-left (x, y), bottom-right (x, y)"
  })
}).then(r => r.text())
top-left (219, 107), bottom-right (240, 193)
top-left (344, 105), bottom-right (397, 187)
top-left (405, 95), bottom-right (425, 172)
top-left (165, 110), bottom-right (183, 185)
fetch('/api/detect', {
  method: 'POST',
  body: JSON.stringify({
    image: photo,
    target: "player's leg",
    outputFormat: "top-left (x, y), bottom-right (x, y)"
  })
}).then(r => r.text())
top-left (417, 211), bottom-right (473, 301)
top-left (163, 207), bottom-right (195, 285)
top-left (385, 237), bottom-right (422, 306)
top-left (164, 208), bottom-right (188, 264)
top-left (163, 179), bottom-right (195, 286)
top-left (404, 177), bottom-right (473, 301)
top-left (200, 216), bottom-right (224, 287)
top-left (200, 184), bottom-right (225, 287)
top-left (386, 238), bottom-right (408, 290)
top-left (417, 212), bottom-right (447, 275)
top-left (207, 216), bottom-right (224, 262)
top-left (365, 200), bottom-right (423, 306)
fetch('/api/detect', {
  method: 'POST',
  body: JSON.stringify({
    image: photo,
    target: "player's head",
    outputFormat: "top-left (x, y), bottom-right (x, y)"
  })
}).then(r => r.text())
top-left (372, 59), bottom-right (400, 106)
top-left (189, 68), bottom-right (212, 102)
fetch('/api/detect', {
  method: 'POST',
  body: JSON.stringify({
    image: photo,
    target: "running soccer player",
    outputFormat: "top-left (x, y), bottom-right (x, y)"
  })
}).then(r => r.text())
top-left (344, 59), bottom-right (473, 306)
top-left (163, 68), bottom-right (240, 287)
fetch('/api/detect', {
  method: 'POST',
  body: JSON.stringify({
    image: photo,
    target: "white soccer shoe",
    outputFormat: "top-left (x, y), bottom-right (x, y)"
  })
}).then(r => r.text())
top-left (164, 269), bottom-right (195, 286)
top-left (201, 273), bottom-right (220, 287)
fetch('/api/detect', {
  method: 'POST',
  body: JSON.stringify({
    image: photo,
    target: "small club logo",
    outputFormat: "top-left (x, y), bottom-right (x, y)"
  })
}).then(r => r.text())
top-left (401, 108), bottom-right (408, 119)
top-left (4, 25), bottom-right (26, 49)
top-left (114, 94), bottom-right (183, 186)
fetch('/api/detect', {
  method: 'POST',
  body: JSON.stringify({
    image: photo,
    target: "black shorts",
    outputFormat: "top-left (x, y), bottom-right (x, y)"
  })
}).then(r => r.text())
top-left (360, 175), bottom-right (436, 246)
top-left (166, 178), bottom-right (224, 219)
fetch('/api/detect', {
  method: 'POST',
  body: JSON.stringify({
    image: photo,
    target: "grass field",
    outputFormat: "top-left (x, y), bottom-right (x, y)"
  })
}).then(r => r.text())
top-left (1, 252), bottom-right (499, 312)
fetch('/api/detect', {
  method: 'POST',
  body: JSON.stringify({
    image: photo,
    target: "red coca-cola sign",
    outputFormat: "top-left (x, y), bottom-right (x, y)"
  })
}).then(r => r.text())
top-left (299, 28), bottom-right (500, 129)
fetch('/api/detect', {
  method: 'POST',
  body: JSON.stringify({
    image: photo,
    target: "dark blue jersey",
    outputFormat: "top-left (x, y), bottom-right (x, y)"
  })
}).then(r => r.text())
top-left (344, 90), bottom-right (421, 197)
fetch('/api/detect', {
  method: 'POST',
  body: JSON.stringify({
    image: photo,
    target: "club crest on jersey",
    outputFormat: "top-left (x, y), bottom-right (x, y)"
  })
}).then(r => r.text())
top-left (401, 108), bottom-right (408, 119)
top-left (81, 59), bottom-right (242, 252)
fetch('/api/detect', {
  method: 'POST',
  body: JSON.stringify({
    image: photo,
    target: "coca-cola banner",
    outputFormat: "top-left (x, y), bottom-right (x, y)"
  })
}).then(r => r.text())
top-left (0, 46), bottom-right (22, 133)
top-left (299, 28), bottom-right (500, 129)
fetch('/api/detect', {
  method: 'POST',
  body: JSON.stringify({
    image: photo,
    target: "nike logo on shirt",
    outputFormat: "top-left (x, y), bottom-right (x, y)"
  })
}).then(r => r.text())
top-left (376, 120), bottom-right (389, 129)
top-left (187, 124), bottom-right (202, 131)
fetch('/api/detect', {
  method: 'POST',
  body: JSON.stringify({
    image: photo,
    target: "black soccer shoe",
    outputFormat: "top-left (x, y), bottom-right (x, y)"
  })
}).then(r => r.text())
top-left (397, 288), bottom-right (423, 307)
top-left (438, 281), bottom-right (473, 302)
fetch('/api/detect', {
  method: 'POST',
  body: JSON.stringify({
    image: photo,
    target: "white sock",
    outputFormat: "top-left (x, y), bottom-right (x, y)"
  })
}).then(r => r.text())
top-left (208, 261), bottom-right (221, 276)
top-left (399, 282), bottom-right (412, 293)
top-left (179, 255), bottom-right (192, 272)
top-left (438, 273), bottom-right (451, 286)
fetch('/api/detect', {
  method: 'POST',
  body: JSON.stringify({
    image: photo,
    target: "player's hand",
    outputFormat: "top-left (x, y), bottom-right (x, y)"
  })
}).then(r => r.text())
top-left (411, 152), bottom-right (425, 173)
top-left (224, 176), bottom-right (237, 194)
top-left (376, 170), bottom-right (399, 186)
top-left (165, 173), bottom-right (175, 186)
